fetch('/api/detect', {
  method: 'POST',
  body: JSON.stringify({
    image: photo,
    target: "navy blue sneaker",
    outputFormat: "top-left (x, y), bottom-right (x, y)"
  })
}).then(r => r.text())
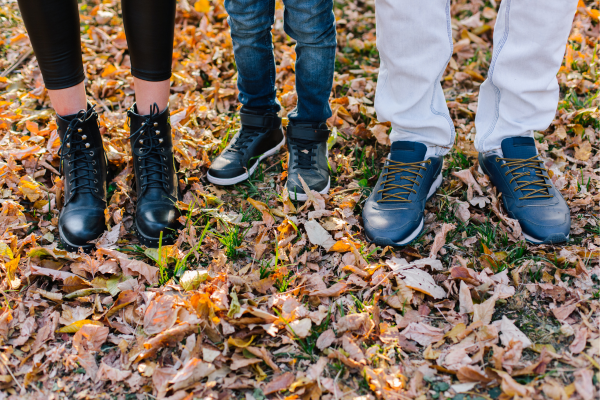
top-left (362, 141), bottom-right (443, 246)
top-left (478, 137), bottom-right (570, 244)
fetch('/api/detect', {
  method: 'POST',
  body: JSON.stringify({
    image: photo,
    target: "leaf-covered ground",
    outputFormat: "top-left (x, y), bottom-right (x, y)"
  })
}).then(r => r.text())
top-left (0, 0), bottom-right (599, 399)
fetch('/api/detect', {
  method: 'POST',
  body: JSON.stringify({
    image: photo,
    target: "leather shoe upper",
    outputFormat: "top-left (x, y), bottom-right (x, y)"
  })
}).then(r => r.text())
top-left (478, 136), bottom-right (570, 244)
top-left (362, 141), bottom-right (442, 246)
top-left (286, 122), bottom-right (330, 197)
top-left (57, 104), bottom-right (107, 251)
top-left (208, 111), bottom-right (284, 181)
top-left (128, 103), bottom-right (181, 246)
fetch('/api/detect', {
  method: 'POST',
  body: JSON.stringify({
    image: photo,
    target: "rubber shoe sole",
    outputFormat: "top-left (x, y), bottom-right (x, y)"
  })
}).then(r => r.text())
top-left (365, 172), bottom-right (443, 246)
top-left (206, 137), bottom-right (286, 186)
top-left (477, 165), bottom-right (568, 245)
top-left (287, 177), bottom-right (331, 202)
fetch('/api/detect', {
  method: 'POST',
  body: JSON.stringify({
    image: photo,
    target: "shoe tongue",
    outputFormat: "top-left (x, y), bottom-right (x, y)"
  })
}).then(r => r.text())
top-left (501, 137), bottom-right (537, 159)
top-left (390, 141), bottom-right (427, 163)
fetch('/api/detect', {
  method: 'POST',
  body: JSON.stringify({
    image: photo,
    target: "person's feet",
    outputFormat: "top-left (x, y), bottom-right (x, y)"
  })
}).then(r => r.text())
top-left (286, 122), bottom-right (330, 201)
top-left (128, 103), bottom-right (181, 247)
top-left (362, 141), bottom-right (443, 246)
top-left (478, 137), bottom-right (570, 244)
top-left (207, 110), bottom-right (285, 185)
top-left (57, 104), bottom-right (108, 252)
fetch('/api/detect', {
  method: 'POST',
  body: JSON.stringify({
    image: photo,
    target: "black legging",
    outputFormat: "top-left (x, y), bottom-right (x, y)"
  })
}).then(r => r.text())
top-left (17, 0), bottom-right (176, 90)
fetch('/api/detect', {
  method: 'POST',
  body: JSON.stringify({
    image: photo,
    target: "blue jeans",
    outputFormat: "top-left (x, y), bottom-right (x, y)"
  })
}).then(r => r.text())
top-left (224, 0), bottom-right (336, 123)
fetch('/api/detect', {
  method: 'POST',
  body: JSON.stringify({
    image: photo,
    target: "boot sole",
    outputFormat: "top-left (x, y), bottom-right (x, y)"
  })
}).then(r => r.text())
top-left (287, 178), bottom-right (331, 202)
top-left (477, 165), bottom-right (569, 245)
top-left (365, 172), bottom-right (442, 247)
top-left (59, 225), bottom-right (96, 253)
top-left (133, 222), bottom-right (177, 248)
top-left (206, 137), bottom-right (286, 186)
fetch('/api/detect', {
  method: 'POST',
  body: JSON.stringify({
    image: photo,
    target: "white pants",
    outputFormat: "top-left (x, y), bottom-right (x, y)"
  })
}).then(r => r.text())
top-left (374, 0), bottom-right (578, 156)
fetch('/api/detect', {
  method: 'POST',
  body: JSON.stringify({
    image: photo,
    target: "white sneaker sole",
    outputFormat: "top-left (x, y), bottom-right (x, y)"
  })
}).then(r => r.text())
top-left (288, 177), bottom-right (330, 202)
top-left (207, 137), bottom-right (286, 186)
top-left (391, 172), bottom-right (443, 245)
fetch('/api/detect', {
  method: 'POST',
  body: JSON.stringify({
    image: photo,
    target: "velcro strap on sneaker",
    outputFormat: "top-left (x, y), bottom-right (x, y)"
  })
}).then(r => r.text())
top-left (240, 112), bottom-right (281, 130)
top-left (286, 125), bottom-right (330, 142)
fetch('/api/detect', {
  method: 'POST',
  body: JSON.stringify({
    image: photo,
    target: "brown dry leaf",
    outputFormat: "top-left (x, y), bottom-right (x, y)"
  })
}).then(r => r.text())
top-left (264, 371), bottom-right (295, 395)
top-left (459, 281), bottom-right (474, 313)
top-left (369, 123), bottom-right (391, 145)
top-left (552, 303), bottom-right (577, 322)
top-left (309, 282), bottom-right (347, 297)
top-left (96, 361), bottom-right (132, 383)
top-left (247, 197), bottom-right (275, 226)
top-left (286, 318), bottom-right (312, 338)
top-left (106, 290), bottom-right (138, 319)
top-left (316, 328), bottom-right (336, 350)
top-left (144, 295), bottom-right (178, 335)
top-left (574, 369), bottom-right (594, 400)
top-left (230, 353), bottom-right (262, 370)
top-left (574, 141), bottom-right (592, 161)
top-left (429, 223), bottom-right (455, 259)
top-left (98, 248), bottom-right (158, 284)
top-left (472, 294), bottom-right (498, 325)
top-left (342, 335), bottom-right (366, 364)
top-left (134, 323), bottom-right (198, 362)
top-left (452, 169), bottom-right (483, 201)
top-left (73, 324), bottom-right (109, 353)
top-left (496, 370), bottom-right (534, 397)
top-left (168, 358), bottom-right (216, 391)
top-left (569, 326), bottom-right (588, 354)
top-left (456, 365), bottom-right (493, 383)
top-left (336, 313), bottom-right (374, 335)
top-left (397, 268), bottom-right (446, 299)
top-left (497, 316), bottom-right (532, 348)
top-left (304, 219), bottom-right (336, 251)
top-left (400, 322), bottom-right (444, 346)
top-left (246, 346), bottom-right (280, 372)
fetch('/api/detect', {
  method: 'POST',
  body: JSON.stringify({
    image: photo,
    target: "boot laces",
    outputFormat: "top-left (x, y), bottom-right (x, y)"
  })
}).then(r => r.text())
top-left (498, 155), bottom-right (552, 200)
top-left (58, 106), bottom-right (99, 196)
top-left (377, 159), bottom-right (430, 203)
top-left (127, 103), bottom-right (170, 193)
top-left (290, 138), bottom-right (319, 170)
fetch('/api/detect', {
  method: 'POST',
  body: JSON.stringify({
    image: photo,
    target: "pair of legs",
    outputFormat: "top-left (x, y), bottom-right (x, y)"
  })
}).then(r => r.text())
top-left (363, 0), bottom-right (578, 246)
top-left (18, 0), bottom-right (180, 250)
top-left (207, 0), bottom-right (337, 201)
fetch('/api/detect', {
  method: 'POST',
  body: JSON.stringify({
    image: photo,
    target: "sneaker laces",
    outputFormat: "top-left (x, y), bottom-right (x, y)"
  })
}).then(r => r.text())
top-left (58, 106), bottom-right (99, 196)
top-left (127, 103), bottom-right (169, 193)
top-left (228, 127), bottom-right (262, 154)
top-left (289, 138), bottom-right (319, 170)
top-left (377, 159), bottom-right (431, 203)
top-left (498, 155), bottom-right (552, 199)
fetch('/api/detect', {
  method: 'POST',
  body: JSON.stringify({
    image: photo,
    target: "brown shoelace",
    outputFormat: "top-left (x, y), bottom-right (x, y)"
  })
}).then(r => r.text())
top-left (377, 159), bottom-right (431, 203)
top-left (498, 155), bottom-right (552, 200)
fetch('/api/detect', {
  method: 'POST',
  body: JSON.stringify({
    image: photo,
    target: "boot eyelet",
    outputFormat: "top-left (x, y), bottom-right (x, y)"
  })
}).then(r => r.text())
top-left (159, 139), bottom-right (163, 143)
top-left (85, 143), bottom-right (90, 148)
top-left (496, 157), bottom-right (500, 162)
top-left (67, 143), bottom-right (71, 148)
top-left (153, 122), bottom-right (158, 127)
top-left (89, 151), bottom-right (94, 156)
top-left (94, 179), bottom-right (98, 183)
top-left (95, 189), bottom-right (99, 192)
top-left (155, 130), bottom-right (160, 135)
top-left (78, 128), bottom-right (82, 133)
top-left (93, 169), bottom-right (97, 174)
top-left (82, 135), bottom-right (87, 140)
top-left (139, 140), bottom-right (144, 144)
top-left (92, 161), bottom-right (96, 165)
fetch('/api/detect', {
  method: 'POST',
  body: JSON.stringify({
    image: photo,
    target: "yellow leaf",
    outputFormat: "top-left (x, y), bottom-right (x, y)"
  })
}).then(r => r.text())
top-left (227, 335), bottom-right (255, 348)
top-left (5, 255), bottom-right (20, 290)
top-left (57, 319), bottom-right (104, 333)
top-left (444, 323), bottom-right (466, 343)
top-left (101, 64), bottom-right (117, 78)
top-left (0, 242), bottom-right (14, 259)
top-left (19, 177), bottom-right (43, 202)
top-left (531, 343), bottom-right (556, 354)
top-left (194, 0), bottom-right (210, 13)
top-left (423, 344), bottom-right (441, 360)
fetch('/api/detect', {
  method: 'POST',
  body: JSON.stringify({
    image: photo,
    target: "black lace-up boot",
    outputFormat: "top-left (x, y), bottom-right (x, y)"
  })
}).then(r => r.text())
top-left (286, 122), bottom-right (331, 201)
top-left (57, 104), bottom-right (108, 252)
top-left (127, 103), bottom-right (181, 247)
top-left (207, 109), bottom-right (285, 185)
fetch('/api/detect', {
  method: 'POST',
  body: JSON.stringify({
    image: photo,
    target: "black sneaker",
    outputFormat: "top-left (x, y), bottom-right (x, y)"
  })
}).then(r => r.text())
top-left (478, 137), bottom-right (570, 244)
top-left (286, 123), bottom-right (330, 201)
top-left (207, 110), bottom-right (285, 185)
top-left (362, 141), bottom-right (443, 246)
